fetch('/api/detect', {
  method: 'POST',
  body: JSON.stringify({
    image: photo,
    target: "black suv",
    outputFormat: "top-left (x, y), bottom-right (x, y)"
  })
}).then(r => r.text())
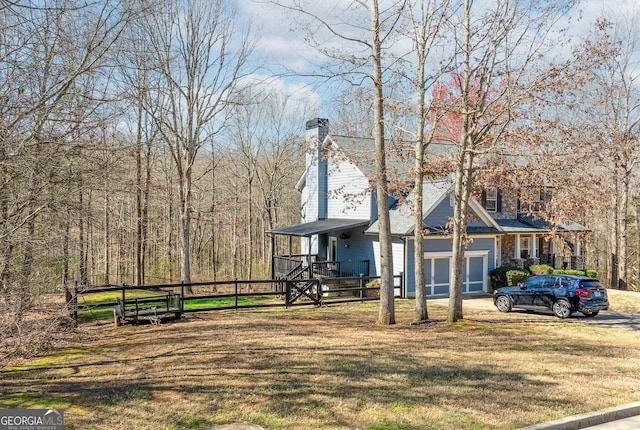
top-left (493, 275), bottom-right (608, 318)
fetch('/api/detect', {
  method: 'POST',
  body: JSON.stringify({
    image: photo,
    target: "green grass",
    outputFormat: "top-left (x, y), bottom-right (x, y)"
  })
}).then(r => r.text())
top-left (2, 348), bottom-right (87, 373)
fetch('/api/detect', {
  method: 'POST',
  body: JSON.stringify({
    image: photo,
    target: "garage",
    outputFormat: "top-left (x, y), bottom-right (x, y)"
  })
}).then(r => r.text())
top-left (424, 251), bottom-right (488, 297)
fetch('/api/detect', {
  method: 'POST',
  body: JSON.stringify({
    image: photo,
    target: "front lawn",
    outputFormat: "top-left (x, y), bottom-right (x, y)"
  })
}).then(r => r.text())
top-left (2, 295), bottom-right (640, 429)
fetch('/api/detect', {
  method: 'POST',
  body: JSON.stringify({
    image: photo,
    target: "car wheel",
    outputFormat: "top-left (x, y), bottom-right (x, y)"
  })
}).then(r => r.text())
top-left (582, 310), bottom-right (599, 317)
top-left (552, 299), bottom-right (572, 319)
top-left (495, 295), bottom-right (512, 313)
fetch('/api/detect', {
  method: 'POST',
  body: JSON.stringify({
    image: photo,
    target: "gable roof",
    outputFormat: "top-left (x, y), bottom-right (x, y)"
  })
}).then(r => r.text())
top-left (325, 135), bottom-right (457, 182)
top-left (364, 178), bottom-right (502, 236)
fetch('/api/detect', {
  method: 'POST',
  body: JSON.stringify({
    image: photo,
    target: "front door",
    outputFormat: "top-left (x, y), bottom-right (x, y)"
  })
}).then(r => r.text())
top-left (328, 236), bottom-right (337, 262)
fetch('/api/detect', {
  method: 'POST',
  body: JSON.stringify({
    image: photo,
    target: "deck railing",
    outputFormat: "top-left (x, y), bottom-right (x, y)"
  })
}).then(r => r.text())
top-left (273, 254), bottom-right (318, 278)
top-left (273, 255), bottom-right (370, 279)
top-left (312, 260), bottom-right (370, 277)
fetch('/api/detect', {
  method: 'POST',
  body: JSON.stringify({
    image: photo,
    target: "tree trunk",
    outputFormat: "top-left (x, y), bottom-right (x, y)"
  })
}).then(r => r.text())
top-left (448, 148), bottom-right (468, 323)
top-left (371, 0), bottom-right (395, 326)
top-left (135, 100), bottom-right (143, 286)
top-left (448, 0), bottom-right (472, 324)
top-left (180, 159), bottom-right (192, 291)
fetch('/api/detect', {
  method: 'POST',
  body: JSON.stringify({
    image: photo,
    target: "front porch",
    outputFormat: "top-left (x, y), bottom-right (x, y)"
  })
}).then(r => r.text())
top-left (273, 254), bottom-right (370, 280)
top-left (500, 233), bottom-right (586, 270)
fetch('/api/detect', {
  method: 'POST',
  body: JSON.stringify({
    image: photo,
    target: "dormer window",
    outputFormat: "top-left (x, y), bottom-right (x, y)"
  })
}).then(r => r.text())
top-left (485, 187), bottom-right (497, 212)
top-left (518, 188), bottom-right (548, 213)
top-left (481, 187), bottom-right (501, 212)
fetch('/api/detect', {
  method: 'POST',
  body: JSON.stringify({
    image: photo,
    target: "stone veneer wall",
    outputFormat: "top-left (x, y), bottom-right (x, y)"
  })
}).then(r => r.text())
top-left (490, 188), bottom-right (518, 220)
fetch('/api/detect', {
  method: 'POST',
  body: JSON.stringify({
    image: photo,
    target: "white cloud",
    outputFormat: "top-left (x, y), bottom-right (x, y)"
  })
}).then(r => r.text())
top-left (239, 73), bottom-right (322, 114)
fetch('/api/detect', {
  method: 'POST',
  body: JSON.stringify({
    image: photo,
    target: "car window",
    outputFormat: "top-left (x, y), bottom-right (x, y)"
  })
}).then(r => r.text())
top-left (547, 276), bottom-right (570, 287)
top-left (522, 277), bottom-right (545, 288)
top-left (579, 279), bottom-right (604, 289)
top-left (544, 276), bottom-right (560, 287)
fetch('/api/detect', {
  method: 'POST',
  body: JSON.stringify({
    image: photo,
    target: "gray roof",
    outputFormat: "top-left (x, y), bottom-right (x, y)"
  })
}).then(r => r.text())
top-left (268, 218), bottom-right (370, 237)
top-left (518, 215), bottom-right (588, 232)
top-left (365, 179), bottom-right (454, 236)
top-left (328, 135), bottom-right (457, 181)
top-left (365, 179), bottom-right (472, 236)
top-left (495, 216), bottom-right (588, 233)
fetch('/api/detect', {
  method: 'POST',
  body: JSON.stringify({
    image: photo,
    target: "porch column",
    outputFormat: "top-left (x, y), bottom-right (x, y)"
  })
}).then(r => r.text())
top-left (514, 234), bottom-right (521, 259)
top-left (271, 234), bottom-right (275, 279)
top-left (531, 233), bottom-right (537, 258)
top-left (574, 234), bottom-right (581, 256)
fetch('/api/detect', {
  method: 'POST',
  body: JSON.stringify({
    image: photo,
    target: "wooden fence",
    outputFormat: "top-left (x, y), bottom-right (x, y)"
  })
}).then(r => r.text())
top-left (73, 274), bottom-right (404, 325)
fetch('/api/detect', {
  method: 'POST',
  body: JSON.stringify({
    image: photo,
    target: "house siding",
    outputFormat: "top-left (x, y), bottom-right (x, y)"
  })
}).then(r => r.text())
top-left (335, 228), bottom-right (376, 271)
top-left (424, 197), bottom-right (451, 226)
top-left (371, 238), bottom-right (405, 277)
top-left (425, 196), bottom-right (486, 228)
top-left (327, 158), bottom-right (371, 219)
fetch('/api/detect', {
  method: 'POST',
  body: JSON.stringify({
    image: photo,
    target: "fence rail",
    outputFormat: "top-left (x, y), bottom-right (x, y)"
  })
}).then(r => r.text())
top-left (74, 274), bottom-right (403, 325)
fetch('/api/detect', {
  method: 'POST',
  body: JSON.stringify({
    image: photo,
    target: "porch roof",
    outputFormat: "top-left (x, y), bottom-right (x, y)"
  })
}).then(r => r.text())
top-left (268, 218), bottom-right (370, 237)
top-left (496, 216), bottom-right (589, 233)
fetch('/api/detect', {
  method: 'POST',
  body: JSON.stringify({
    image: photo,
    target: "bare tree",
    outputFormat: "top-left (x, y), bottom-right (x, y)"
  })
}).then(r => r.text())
top-left (116, 4), bottom-right (161, 285)
top-left (440, 0), bottom-right (573, 323)
top-left (393, 0), bottom-right (453, 322)
top-left (581, 18), bottom-right (640, 290)
top-left (0, 0), bottom-right (131, 355)
top-left (274, 0), bottom-right (407, 325)
top-left (143, 0), bottom-right (253, 288)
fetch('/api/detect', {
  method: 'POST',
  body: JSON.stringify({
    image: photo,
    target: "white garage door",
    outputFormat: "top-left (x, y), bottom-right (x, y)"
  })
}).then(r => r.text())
top-left (424, 252), bottom-right (488, 297)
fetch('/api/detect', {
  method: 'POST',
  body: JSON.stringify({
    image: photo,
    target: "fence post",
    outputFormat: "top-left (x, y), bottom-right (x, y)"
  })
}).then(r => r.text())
top-left (181, 282), bottom-right (185, 316)
top-left (234, 278), bottom-right (238, 310)
top-left (285, 281), bottom-right (291, 308)
top-left (121, 283), bottom-right (126, 317)
top-left (360, 274), bottom-right (365, 302)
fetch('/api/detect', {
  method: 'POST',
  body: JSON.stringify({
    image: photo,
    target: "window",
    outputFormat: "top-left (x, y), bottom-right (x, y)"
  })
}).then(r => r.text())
top-left (520, 236), bottom-right (530, 259)
top-left (485, 187), bottom-right (497, 212)
top-left (519, 188), bottom-right (544, 212)
top-left (522, 276), bottom-right (544, 289)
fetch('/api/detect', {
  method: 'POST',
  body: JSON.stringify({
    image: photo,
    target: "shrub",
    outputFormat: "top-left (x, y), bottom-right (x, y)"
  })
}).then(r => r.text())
top-left (529, 264), bottom-right (554, 275)
top-left (506, 269), bottom-right (530, 286)
top-left (489, 266), bottom-right (520, 291)
top-left (552, 269), bottom-right (599, 278)
top-left (553, 269), bottom-right (585, 276)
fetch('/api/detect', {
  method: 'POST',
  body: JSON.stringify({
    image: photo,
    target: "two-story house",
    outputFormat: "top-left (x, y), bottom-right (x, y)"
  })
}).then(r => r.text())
top-left (269, 118), bottom-right (588, 297)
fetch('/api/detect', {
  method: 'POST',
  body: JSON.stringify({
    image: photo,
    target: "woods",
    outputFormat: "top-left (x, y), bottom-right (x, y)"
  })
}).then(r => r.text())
top-left (1, 0), bottom-right (640, 348)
